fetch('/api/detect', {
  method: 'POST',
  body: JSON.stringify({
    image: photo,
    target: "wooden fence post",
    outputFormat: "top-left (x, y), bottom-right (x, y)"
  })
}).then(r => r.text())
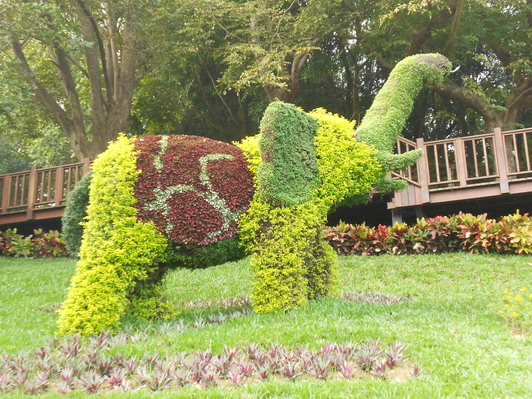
top-left (416, 138), bottom-right (431, 204)
top-left (26, 166), bottom-right (38, 220)
top-left (55, 166), bottom-right (65, 206)
top-left (453, 138), bottom-right (468, 187)
top-left (1, 176), bottom-right (11, 213)
top-left (493, 127), bottom-right (510, 194)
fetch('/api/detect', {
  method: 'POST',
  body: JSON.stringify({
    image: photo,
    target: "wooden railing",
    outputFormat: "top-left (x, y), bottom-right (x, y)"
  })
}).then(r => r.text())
top-left (389, 127), bottom-right (532, 210)
top-left (0, 158), bottom-right (90, 220)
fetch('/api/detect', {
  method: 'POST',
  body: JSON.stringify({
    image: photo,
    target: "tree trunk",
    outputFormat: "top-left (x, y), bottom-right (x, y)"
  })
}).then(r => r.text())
top-left (263, 84), bottom-right (297, 103)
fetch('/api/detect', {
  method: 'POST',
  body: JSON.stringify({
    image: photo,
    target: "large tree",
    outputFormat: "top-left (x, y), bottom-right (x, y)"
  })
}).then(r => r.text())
top-left (1, 0), bottom-right (529, 161)
top-left (333, 0), bottom-right (531, 135)
top-left (0, 0), bottom-right (154, 160)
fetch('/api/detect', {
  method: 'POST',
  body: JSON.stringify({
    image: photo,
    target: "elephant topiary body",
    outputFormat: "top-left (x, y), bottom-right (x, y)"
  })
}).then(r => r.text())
top-left (59, 53), bottom-right (452, 334)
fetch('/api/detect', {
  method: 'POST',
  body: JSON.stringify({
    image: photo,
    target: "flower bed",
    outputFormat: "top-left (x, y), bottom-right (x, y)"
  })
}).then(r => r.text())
top-left (324, 212), bottom-right (532, 255)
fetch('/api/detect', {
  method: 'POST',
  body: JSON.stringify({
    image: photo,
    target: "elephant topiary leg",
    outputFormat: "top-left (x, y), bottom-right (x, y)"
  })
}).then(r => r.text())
top-left (250, 206), bottom-right (310, 313)
top-left (304, 228), bottom-right (338, 300)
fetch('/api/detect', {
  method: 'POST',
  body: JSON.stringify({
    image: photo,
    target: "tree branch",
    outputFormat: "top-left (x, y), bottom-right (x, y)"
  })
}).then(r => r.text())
top-left (73, 0), bottom-right (111, 95)
top-left (443, 0), bottom-right (464, 56)
top-left (65, 52), bottom-right (89, 79)
top-left (428, 79), bottom-right (501, 124)
top-left (10, 38), bottom-right (71, 132)
top-left (70, 0), bottom-right (107, 134)
top-left (10, 37), bottom-right (91, 159)
top-left (50, 44), bottom-right (86, 134)
top-left (407, 2), bottom-right (455, 55)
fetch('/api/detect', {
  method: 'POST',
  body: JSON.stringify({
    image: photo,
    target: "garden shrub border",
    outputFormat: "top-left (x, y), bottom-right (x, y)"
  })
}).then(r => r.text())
top-left (0, 228), bottom-right (67, 258)
top-left (324, 212), bottom-right (532, 256)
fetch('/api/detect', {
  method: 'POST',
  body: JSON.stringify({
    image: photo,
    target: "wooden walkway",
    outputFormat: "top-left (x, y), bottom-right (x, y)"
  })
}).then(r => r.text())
top-left (389, 127), bottom-right (532, 222)
top-left (0, 127), bottom-right (531, 227)
top-left (0, 159), bottom-right (90, 225)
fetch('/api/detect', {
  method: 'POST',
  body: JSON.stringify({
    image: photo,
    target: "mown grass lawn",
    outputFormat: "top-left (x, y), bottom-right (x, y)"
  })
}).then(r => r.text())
top-left (0, 253), bottom-right (530, 398)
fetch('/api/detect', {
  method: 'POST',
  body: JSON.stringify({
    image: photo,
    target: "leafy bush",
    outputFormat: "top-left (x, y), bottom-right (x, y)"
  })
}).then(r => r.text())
top-left (240, 200), bottom-right (337, 312)
top-left (0, 228), bottom-right (67, 258)
top-left (324, 211), bottom-right (532, 256)
top-left (31, 229), bottom-right (68, 257)
top-left (57, 136), bottom-right (169, 336)
top-left (61, 171), bottom-right (92, 256)
top-left (310, 108), bottom-right (381, 210)
top-left (166, 235), bottom-right (245, 269)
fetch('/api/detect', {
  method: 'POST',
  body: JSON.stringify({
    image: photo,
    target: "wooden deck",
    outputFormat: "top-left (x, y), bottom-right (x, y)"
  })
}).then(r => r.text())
top-left (0, 159), bottom-right (90, 225)
top-left (388, 127), bottom-right (532, 222)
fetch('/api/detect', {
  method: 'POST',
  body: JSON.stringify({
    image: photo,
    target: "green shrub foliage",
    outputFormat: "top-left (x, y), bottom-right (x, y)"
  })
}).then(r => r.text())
top-left (324, 212), bottom-right (532, 255)
top-left (57, 136), bottom-right (169, 335)
top-left (61, 171), bottom-right (92, 256)
top-left (166, 235), bottom-right (245, 269)
top-left (240, 106), bottom-right (380, 313)
top-left (258, 102), bottom-right (319, 207)
top-left (310, 108), bottom-right (381, 210)
top-left (355, 53), bottom-right (452, 191)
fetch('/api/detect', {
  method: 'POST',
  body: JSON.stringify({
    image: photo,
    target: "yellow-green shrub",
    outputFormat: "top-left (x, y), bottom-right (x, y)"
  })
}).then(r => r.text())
top-left (310, 108), bottom-right (381, 211)
top-left (239, 200), bottom-right (338, 312)
top-left (234, 134), bottom-right (261, 180)
top-left (57, 135), bottom-right (168, 335)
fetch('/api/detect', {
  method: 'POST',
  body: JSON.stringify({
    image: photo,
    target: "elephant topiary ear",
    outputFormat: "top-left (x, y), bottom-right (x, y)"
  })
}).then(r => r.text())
top-left (258, 101), bottom-right (319, 207)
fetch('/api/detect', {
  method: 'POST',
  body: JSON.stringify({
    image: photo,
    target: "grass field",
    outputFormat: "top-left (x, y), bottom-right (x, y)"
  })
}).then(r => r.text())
top-left (0, 254), bottom-right (530, 398)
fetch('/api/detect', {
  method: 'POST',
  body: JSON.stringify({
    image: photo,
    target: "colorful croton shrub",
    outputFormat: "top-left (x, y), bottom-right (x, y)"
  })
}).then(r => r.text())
top-left (0, 228), bottom-right (67, 258)
top-left (324, 212), bottom-right (532, 256)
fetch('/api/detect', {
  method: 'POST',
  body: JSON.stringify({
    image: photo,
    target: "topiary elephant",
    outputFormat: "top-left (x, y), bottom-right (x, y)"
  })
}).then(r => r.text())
top-left (58, 53), bottom-right (451, 335)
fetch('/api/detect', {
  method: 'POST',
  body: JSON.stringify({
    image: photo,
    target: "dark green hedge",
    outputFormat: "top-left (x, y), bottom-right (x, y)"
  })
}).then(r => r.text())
top-left (61, 171), bottom-right (92, 256)
top-left (165, 235), bottom-right (245, 269)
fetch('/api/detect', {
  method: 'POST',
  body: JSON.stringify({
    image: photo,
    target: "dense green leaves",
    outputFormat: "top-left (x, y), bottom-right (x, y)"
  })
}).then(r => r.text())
top-left (61, 172), bottom-right (92, 257)
top-left (258, 102), bottom-right (319, 207)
